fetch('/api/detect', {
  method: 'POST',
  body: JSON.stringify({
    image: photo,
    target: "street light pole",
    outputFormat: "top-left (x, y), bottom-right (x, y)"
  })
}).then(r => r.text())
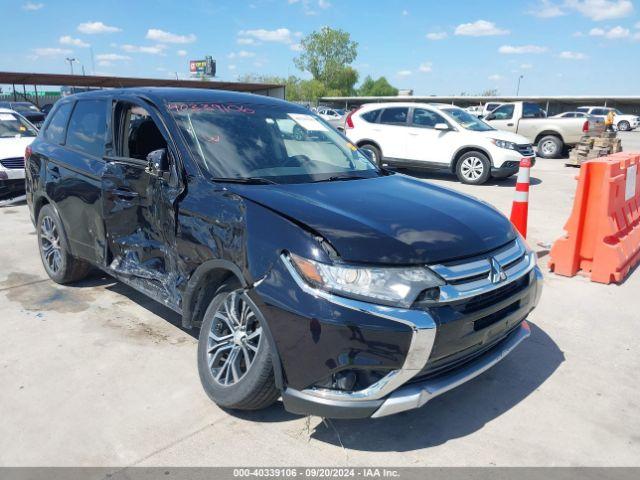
top-left (516, 75), bottom-right (524, 96)
top-left (65, 57), bottom-right (77, 75)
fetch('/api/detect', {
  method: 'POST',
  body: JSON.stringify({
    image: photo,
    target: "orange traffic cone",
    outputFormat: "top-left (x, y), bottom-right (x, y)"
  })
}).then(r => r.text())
top-left (510, 158), bottom-right (532, 238)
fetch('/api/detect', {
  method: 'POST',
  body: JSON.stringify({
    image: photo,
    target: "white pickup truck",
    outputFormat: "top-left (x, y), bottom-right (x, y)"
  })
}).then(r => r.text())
top-left (484, 101), bottom-right (604, 158)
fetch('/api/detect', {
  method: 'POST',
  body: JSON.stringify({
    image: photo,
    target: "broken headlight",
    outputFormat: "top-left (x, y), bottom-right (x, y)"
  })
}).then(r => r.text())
top-left (288, 253), bottom-right (444, 308)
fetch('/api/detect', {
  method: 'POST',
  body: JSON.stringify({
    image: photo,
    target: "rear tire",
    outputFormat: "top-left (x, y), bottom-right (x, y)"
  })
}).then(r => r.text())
top-left (617, 121), bottom-right (630, 132)
top-left (359, 143), bottom-right (382, 166)
top-left (537, 135), bottom-right (563, 159)
top-left (197, 281), bottom-right (279, 411)
top-left (37, 204), bottom-right (91, 284)
top-left (455, 151), bottom-right (491, 185)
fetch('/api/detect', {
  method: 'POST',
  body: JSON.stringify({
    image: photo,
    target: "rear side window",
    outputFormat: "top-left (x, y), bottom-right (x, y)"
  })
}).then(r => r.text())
top-left (379, 108), bottom-right (408, 125)
top-left (360, 109), bottom-right (381, 123)
top-left (591, 108), bottom-right (608, 116)
top-left (43, 102), bottom-right (73, 144)
top-left (66, 100), bottom-right (108, 157)
top-left (523, 103), bottom-right (546, 118)
top-left (576, 107), bottom-right (589, 113)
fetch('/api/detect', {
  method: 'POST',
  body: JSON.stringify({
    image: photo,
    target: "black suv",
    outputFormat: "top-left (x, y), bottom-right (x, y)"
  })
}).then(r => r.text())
top-left (26, 88), bottom-right (542, 418)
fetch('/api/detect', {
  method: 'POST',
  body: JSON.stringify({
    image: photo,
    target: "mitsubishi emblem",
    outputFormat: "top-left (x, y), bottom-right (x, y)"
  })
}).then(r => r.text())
top-left (489, 257), bottom-right (507, 284)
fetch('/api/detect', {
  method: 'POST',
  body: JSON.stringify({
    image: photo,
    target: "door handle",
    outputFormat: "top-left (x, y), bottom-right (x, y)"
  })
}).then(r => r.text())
top-left (507, 123), bottom-right (514, 127)
top-left (111, 189), bottom-right (139, 199)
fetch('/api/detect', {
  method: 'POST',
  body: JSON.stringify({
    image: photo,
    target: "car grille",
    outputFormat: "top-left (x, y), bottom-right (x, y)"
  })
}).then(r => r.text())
top-left (410, 239), bottom-right (536, 382)
top-left (0, 157), bottom-right (25, 169)
top-left (517, 144), bottom-right (534, 156)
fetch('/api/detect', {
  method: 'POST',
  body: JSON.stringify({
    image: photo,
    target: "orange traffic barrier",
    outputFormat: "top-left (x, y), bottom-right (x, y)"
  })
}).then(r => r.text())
top-left (510, 158), bottom-right (532, 238)
top-left (548, 152), bottom-right (640, 284)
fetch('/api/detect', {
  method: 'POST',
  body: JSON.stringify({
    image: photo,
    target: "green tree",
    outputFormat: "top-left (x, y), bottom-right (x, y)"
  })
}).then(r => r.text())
top-left (294, 27), bottom-right (359, 94)
top-left (357, 76), bottom-right (398, 96)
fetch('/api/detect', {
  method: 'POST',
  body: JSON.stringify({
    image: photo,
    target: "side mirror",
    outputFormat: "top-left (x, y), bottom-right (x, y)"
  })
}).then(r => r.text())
top-left (434, 123), bottom-right (450, 131)
top-left (485, 114), bottom-right (495, 121)
top-left (147, 148), bottom-right (169, 175)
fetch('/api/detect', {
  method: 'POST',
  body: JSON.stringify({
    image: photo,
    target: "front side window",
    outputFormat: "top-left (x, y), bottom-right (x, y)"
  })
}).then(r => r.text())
top-left (412, 108), bottom-right (447, 128)
top-left (168, 102), bottom-right (378, 184)
top-left (0, 112), bottom-right (38, 138)
top-left (592, 108), bottom-right (607, 116)
top-left (114, 103), bottom-right (167, 160)
top-left (442, 108), bottom-right (494, 131)
top-left (489, 104), bottom-right (515, 120)
top-left (66, 100), bottom-right (107, 157)
top-left (43, 102), bottom-right (73, 144)
top-left (379, 108), bottom-right (408, 125)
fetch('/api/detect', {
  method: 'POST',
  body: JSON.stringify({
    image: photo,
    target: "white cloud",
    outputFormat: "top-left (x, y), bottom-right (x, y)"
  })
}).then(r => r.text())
top-left (146, 29), bottom-right (196, 44)
top-left (77, 21), bottom-right (121, 34)
top-left (227, 50), bottom-right (255, 59)
top-left (238, 28), bottom-right (294, 44)
top-left (228, 64), bottom-right (237, 71)
top-left (177, 49), bottom-right (188, 57)
top-left (120, 44), bottom-right (167, 54)
top-left (565, 0), bottom-right (633, 21)
top-left (589, 25), bottom-right (630, 38)
top-left (238, 37), bottom-right (258, 45)
top-left (573, 31), bottom-right (584, 36)
top-left (558, 50), bottom-right (588, 59)
top-left (95, 53), bottom-right (131, 61)
top-left (426, 32), bottom-right (448, 40)
top-left (318, 0), bottom-right (331, 9)
top-left (499, 44), bottom-right (548, 54)
top-left (23, 2), bottom-right (44, 10)
top-left (527, 0), bottom-right (565, 18)
top-left (59, 35), bottom-right (90, 48)
top-left (32, 47), bottom-right (72, 57)
top-left (520, 63), bottom-right (534, 69)
top-left (454, 20), bottom-right (509, 36)
top-left (397, 70), bottom-right (412, 77)
top-left (418, 62), bottom-right (432, 73)
top-left (488, 74), bottom-right (503, 81)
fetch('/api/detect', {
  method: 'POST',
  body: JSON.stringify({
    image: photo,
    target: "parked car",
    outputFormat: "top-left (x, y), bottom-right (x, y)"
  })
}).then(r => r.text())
top-left (481, 102), bottom-right (502, 118)
top-left (344, 102), bottom-right (535, 184)
top-left (40, 103), bottom-right (56, 117)
top-left (550, 111), bottom-right (591, 119)
top-left (575, 106), bottom-right (640, 132)
top-left (0, 101), bottom-right (45, 129)
top-left (484, 102), bottom-right (604, 158)
top-left (25, 88), bottom-right (542, 419)
top-left (316, 106), bottom-right (346, 130)
top-left (0, 108), bottom-right (38, 199)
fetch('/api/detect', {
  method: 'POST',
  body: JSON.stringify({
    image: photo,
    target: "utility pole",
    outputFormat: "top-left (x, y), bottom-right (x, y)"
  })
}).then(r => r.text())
top-left (65, 57), bottom-right (77, 75)
top-left (516, 75), bottom-right (524, 96)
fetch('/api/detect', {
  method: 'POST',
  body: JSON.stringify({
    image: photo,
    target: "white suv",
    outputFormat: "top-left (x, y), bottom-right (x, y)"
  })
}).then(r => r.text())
top-left (576, 106), bottom-right (639, 131)
top-left (0, 108), bottom-right (37, 199)
top-left (344, 102), bottom-right (535, 185)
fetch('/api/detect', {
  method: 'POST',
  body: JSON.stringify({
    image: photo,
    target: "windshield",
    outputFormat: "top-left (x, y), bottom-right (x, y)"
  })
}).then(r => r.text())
top-left (442, 108), bottom-right (495, 131)
top-left (0, 112), bottom-right (38, 138)
top-left (168, 102), bottom-right (380, 184)
top-left (12, 103), bottom-right (40, 113)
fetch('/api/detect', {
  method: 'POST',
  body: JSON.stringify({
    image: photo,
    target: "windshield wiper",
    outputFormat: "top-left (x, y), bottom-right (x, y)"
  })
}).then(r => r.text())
top-left (314, 175), bottom-right (372, 183)
top-left (212, 177), bottom-right (277, 185)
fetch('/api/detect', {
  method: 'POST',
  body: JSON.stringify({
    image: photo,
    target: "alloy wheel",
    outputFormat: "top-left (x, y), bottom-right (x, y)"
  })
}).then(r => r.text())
top-left (541, 140), bottom-right (558, 156)
top-left (40, 216), bottom-right (63, 274)
top-left (460, 156), bottom-right (484, 181)
top-left (207, 291), bottom-right (262, 386)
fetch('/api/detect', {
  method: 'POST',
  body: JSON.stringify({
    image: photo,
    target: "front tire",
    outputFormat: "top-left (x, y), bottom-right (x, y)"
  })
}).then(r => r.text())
top-left (617, 121), bottom-right (630, 132)
top-left (37, 204), bottom-right (91, 284)
top-left (455, 151), bottom-right (491, 185)
top-left (197, 282), bottom-right (279, 411)
top-left (537, 135), bottom-right (563, 159)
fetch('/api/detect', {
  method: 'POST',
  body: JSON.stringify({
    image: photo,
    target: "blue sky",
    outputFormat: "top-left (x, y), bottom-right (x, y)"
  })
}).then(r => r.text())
top-left (2, 0), bottom-right (640, 95)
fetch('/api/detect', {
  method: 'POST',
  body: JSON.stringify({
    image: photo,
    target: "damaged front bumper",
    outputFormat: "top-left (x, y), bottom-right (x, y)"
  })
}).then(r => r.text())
top-left (254, 250), bottom-right (542, 419)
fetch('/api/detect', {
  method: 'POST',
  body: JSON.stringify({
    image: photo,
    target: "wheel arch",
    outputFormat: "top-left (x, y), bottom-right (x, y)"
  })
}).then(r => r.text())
top-left (355, 139), bottom-right (382, 153)
top-left (534, 130), bottom-right (564, 145)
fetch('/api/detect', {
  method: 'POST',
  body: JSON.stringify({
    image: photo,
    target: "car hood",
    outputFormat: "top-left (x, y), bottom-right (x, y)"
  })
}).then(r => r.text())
top-left (0, 136), bottom-right (34, 160)
top-left (476, 129), bottom-right (531, 145)
top-left (229, 174), bottom-right (516, 265)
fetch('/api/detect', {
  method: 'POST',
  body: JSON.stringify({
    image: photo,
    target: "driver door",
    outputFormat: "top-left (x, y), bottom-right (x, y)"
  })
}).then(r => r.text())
top-left (485, 104), bottom-right (516, 132)
top-left (101, 99), bottom-right (183, 309)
